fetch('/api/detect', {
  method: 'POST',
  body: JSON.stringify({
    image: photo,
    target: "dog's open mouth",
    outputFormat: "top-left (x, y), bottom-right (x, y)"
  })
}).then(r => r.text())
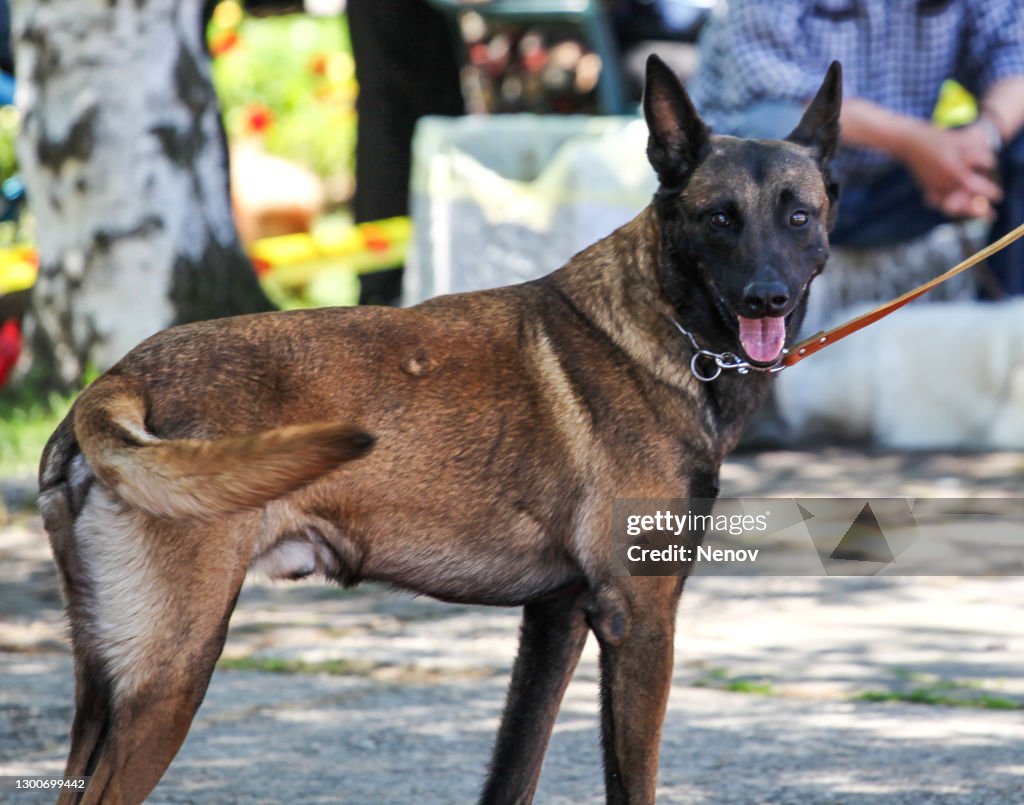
top-left (737, 316), bottom-right (787, 364)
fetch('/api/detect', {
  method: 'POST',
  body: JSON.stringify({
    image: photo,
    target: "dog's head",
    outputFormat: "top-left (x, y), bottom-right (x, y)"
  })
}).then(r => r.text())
top-left (643, 55), bottom-right (842, 367)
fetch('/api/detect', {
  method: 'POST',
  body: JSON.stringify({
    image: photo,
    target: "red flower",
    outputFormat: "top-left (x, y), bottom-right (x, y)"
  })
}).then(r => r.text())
top-left (0, 319), bottom-right (21, 388)
top-left (361, 225), bottom-right (390, 253)
top-left (243, 104), bottom-right (274, 134)
top-left (210, 29), bottom-right (240, 58)
top-left (309, 54), bottom-right (329, 76)
top-left (250, 257), bottom-right (272, 277)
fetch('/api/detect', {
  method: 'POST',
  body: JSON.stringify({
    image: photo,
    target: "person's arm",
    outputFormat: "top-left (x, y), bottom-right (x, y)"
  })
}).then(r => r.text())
top-left (979, 75), bottom-right (1024, 145)
top-left (962, 0), bottom-right (1024, 143)
top-left (839, 97), bottom-right (1003, 219)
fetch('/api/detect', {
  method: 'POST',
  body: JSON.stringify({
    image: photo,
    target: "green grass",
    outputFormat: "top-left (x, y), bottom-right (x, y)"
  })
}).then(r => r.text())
top-left (0, 386), bottom-right (75, 479)
top-left (217, 656), bottom-right (383, 677)
top-left (855, 688), bottom-right (1022, 710)
top-left (692, 667), bottom-right (776, 696)
top-left (687, 665), bottom-right (1021, 709)
top-left (856, 670), bottom-right (1022, 710)
top-left (723, 679), bottom-right (776, 695)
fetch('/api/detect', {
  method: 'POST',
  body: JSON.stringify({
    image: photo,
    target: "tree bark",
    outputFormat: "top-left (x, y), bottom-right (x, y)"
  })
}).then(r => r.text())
top-left (11, 0), bottom-right (273, 391)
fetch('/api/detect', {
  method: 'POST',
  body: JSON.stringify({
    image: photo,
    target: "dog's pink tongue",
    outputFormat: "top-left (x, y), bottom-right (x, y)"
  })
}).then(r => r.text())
top-left (738, 316), bottom-right (786, 363)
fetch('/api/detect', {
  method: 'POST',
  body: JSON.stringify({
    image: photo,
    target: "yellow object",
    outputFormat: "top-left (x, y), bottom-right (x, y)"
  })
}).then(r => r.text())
top-left (212, 0), bottom-right (243, 29)
top-left (0, 246), bottom-right (37, 294)
top-left (252, 217), bottom-right (410, 269)
top-left (251, 216), bottom-right (412, 307)
top-left (933, 80), bottom-right (978, 129)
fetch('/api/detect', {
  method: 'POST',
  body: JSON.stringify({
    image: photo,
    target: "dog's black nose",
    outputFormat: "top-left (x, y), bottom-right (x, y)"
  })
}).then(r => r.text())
top-left (742, 281), bottom-right (790, 317)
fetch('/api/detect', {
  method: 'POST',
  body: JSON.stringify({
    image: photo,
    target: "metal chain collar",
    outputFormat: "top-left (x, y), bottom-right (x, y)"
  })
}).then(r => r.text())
top-left (669, 317), bottom-right (786, 382)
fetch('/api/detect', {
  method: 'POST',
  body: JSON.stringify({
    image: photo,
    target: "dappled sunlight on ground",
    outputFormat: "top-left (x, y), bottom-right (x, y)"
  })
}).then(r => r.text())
top-left (1, 448), bottom-right (1022, 802)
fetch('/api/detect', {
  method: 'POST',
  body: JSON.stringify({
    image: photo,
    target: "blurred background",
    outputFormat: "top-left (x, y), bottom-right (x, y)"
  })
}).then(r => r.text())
top-left (0, 0), bottom-right (722, 476)
top-left (1, 0), bottom-right (1009, 482)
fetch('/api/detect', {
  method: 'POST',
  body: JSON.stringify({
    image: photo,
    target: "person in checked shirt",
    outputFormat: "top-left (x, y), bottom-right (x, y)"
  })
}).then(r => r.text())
top-left (689, 0), bottom-right (1024, 294)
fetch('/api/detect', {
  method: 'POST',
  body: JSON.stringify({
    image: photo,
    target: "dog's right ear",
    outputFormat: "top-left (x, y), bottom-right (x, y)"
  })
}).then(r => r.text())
top-left (643, 54), bottom-right (709, 189)
top-left (787, 61), bottom-right (843, 165)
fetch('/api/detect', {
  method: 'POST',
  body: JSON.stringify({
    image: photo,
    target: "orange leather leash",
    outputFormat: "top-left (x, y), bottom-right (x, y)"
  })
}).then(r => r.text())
top-left (782, 220), bottom-right (1024, 368)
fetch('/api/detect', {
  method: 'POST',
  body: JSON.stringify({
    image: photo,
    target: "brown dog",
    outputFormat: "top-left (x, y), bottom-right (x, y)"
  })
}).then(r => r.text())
top-left (40, 56), bottom-right (841, 804)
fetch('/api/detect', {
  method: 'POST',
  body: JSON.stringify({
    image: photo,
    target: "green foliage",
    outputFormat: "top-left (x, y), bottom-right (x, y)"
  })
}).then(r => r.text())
top-left (0, 384), bottom-right (75, 478)
top-left (210, 9), bottom-right (357, 183)
top-left (0, 106), bottom-right (29, 247)
top-left (0, 105), bottom-right (19, 185)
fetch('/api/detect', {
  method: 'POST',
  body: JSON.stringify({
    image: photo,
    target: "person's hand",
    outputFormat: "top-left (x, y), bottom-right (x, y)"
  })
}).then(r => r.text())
top-left (896, 121), bottom-right (1002, 219)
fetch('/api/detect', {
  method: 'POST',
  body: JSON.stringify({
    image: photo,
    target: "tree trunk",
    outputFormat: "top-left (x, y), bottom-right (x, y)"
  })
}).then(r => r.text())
top-left (11, 0), bottom-right (273, 391)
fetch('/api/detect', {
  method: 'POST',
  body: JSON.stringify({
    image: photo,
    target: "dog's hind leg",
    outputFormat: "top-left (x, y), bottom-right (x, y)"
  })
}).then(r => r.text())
top-left (51, 485), bottom-right (253, 805)
top-left (588, 577), bottom-right (684, 805)
top-left (479, 587), bottom-right (589, 805)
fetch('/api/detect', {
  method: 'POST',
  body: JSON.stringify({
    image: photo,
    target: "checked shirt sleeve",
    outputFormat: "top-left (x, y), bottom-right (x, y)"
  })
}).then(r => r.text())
top-left (721, 0), bottom-right (824, 106)
top-left (959, 0), bottom-right (1024, 97)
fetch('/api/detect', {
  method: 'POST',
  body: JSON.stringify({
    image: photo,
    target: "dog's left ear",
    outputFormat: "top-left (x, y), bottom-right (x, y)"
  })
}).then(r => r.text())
top-left (787, 61), bottom-right (843, 164)
top-left (643, 54), bottom-right (710, 188)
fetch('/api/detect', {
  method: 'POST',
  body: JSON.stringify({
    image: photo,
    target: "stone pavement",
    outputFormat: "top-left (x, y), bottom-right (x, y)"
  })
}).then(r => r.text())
top-left (1, 449), bottom-right (1023, 804)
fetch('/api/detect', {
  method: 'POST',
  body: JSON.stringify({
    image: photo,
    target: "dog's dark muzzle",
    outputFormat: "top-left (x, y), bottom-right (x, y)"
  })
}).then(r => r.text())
top-left (741, 280), bottom-right (791, 318)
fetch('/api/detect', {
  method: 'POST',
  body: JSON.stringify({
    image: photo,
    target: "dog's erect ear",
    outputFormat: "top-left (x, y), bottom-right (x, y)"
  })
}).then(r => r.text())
top-left (787, 61), bottom-right (842, 164)
top-left (643, 54), bottom-right (710, 188)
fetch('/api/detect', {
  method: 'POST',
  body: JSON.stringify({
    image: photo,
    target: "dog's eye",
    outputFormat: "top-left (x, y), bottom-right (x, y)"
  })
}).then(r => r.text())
top-left (709, 212), bottom-right (731, 229)
top-left (790, 211), bottom-right (810, 227)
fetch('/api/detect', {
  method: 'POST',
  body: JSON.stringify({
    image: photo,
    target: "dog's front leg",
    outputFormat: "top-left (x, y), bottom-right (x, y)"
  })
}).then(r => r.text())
top-left (588, 577), bottom-right (683, 805)
top-left (479, 587), bottom-right (589, 805)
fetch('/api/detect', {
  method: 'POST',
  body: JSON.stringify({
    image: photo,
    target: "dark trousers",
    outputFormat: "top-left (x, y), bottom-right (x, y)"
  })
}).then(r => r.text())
top-left (830, 129), bottom-right (1024, 296)
top-left (347, 0), bottom-right (464, 304)
top-left (347, 0), bottom-right (463, 223)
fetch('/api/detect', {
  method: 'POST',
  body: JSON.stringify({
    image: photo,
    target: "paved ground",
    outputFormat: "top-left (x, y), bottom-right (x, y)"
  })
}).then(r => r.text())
top-left (1, 449), bottom-right (1023, 804)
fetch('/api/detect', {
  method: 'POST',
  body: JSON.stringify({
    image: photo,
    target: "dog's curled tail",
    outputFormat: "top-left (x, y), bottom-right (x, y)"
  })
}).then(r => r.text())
top-left (72, 376), bottom-right (375, 520)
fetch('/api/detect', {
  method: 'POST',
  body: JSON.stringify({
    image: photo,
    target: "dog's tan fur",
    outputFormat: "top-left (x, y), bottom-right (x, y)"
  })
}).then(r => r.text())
top-left (74, 376), bottom-right (373, 519)
top-left (41, 57), bottom-right (842, 804)
top-left (42, 208), bottom-right (705, 804)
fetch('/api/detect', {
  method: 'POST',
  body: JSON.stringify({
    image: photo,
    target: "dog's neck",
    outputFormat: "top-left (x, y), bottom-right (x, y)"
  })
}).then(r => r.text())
top-left (548, 206), bottom-right (775, 450)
